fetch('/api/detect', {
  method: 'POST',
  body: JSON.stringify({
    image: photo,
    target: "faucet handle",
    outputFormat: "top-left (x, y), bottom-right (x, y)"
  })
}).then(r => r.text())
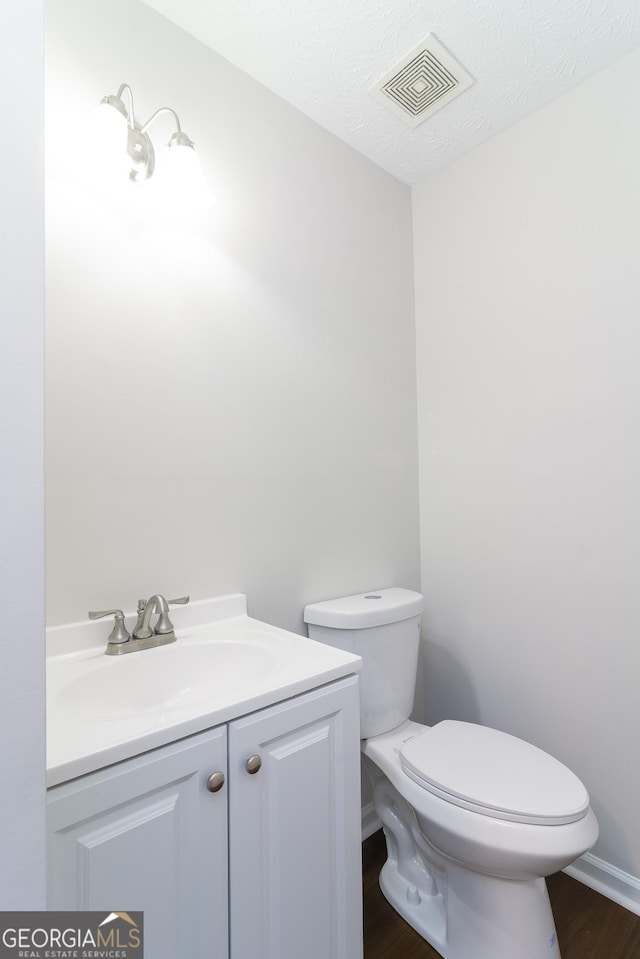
top-left (88, 608), bottom-right (131, 646)
top-left (88, 607), bottom-right (126, 620)
top-left (155, 595), bottom-right (190, 635)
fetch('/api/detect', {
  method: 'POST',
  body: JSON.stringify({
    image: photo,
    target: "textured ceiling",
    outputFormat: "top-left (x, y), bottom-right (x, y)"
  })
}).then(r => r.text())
top-left (141, 0), bottom-right (640, 185)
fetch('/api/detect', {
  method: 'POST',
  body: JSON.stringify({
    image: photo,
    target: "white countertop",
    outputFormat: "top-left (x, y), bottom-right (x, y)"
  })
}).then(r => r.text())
top-left (47, 594), bottom-right (361, 787)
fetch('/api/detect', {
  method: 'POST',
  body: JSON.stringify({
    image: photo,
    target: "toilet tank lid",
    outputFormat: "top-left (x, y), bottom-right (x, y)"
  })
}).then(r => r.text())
top-left (304, 587), bottom-right (423, 629)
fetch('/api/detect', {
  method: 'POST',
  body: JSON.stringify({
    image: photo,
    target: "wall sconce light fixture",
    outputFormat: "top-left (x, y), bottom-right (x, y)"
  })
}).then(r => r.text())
top-left (96, 82), bottom-right (212, 207)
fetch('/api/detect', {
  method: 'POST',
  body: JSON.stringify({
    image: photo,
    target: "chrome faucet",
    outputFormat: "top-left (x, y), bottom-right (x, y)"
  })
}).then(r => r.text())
top-left (89, 594), bottom-right (190, 655)
top-left (134, 594), bottom-right (175, 640)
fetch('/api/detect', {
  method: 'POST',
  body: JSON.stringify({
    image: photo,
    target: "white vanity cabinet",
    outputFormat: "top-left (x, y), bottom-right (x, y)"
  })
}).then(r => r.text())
top-left (229, 677), bottom-right (362, 959)
top-left (47, 674), bottom-right (362, 959)
top-left (47, 724), bottom-right (229, 959)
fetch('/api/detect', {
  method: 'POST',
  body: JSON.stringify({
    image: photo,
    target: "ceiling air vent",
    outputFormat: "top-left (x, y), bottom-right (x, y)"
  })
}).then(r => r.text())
top-left (370, 34), bottom-right (473, 128)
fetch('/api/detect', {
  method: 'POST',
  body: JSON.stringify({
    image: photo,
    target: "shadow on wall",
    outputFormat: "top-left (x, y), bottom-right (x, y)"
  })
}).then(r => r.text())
top-left (414, 634), bottom-right (482, 727)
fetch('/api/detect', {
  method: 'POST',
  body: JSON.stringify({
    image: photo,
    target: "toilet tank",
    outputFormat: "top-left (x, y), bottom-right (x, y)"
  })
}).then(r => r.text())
top-left (304, 588), bottom-right (423, 739)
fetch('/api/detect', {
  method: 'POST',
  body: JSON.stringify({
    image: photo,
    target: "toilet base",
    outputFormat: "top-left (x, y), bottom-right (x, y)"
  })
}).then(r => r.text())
top-left (379, 836), bottom-right (561, 959)
top-left (378, 854), bottom-right (446, 952)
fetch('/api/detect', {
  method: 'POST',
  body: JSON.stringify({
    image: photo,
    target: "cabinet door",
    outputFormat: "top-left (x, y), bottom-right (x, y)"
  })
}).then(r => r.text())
top-left (47, 726), bottom-right (228, 959)
top-left (229, 675), bottom-right (362, 959)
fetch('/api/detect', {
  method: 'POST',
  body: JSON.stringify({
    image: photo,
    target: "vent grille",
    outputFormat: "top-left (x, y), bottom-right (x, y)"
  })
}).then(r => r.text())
top-left (370, 34), bottom-right (473, 128)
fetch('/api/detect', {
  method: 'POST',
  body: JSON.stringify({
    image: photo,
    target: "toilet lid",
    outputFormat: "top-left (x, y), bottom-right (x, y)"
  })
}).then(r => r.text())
top-left (400, 721), bottom-right (590, 825)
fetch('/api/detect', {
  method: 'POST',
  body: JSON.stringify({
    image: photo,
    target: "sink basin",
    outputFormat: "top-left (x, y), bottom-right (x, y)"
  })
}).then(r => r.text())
top-left (58, 637), bottom-right (278, 719)
top-left (46, 594), bottom-right (362, 787)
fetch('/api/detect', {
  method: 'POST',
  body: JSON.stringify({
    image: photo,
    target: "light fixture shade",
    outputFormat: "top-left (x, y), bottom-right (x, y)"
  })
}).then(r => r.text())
top-left (92, 96), bottom-right (130, 180)
top-left (165, 132), bottom-right (214, 209)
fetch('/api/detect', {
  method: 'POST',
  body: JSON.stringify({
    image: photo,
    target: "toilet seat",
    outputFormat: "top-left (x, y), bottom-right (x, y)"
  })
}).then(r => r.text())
top-left (400, 720), bottom-right (590, 826)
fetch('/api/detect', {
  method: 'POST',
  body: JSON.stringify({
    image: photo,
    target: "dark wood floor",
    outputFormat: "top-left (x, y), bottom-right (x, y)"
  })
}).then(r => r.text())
top-left (363, 830), bottom-right (640, 959)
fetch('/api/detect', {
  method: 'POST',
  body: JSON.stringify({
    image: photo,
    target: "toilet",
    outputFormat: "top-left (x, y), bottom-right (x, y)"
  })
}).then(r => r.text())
top-left (304, 588), bottom-right (598, 959)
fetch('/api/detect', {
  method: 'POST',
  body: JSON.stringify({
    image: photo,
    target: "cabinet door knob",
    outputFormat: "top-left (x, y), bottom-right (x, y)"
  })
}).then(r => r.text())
top-left (207, 771), bottom-right (225, 793)
top-left (245, 754), bottom-right (262, 775)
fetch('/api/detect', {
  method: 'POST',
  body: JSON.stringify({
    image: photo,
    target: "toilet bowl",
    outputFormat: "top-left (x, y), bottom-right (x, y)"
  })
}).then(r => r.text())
top-left (304, 588), bottom-right (598, 959)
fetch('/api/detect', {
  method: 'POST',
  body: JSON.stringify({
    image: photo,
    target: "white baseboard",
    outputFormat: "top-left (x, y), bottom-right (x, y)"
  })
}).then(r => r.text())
top-left (362, 806), bottom-right (640, 918)
top-left (564, 852), bottom-right (640, 917)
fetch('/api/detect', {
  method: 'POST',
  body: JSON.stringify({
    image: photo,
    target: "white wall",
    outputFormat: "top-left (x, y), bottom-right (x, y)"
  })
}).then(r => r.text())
top-left (45, 0), bottom-right (421, 632)
top-left (45, 0), bottom-right (640, 912)
top-left (0, 1), bottom-right (46, 906)
top-left (413, 47), bottom-right (640, 906)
